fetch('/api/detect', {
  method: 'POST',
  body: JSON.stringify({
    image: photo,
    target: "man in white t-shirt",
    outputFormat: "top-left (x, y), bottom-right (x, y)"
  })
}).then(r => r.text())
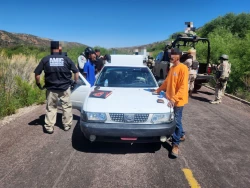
top-left (77, 52), bottom-right (87, 73)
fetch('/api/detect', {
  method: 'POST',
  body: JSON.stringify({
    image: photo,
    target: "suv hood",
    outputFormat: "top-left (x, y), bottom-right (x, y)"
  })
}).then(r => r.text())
top-left (84, 88), bottom-right (171, 113)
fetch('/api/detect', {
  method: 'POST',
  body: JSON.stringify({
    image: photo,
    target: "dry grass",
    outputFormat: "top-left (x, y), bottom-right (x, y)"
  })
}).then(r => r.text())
top-left (241, 74), bottom-right (250, 91)
top-left (0, 54), bottom-right (39, 95)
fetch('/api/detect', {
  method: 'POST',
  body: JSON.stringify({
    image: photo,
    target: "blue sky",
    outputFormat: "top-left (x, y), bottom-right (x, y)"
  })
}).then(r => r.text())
top-left (0, 0), bottom-right (249, 48)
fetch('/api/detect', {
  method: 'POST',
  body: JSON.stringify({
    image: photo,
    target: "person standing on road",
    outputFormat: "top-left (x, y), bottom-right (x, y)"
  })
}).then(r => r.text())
top-left (153, 49), bottom-right (189, 158)
top-left (210, 54), bottom-right (231, 104)
top-left (183, 49), bottom-right (198, 96)
top-left (34, 41), bottom-right (79, 134)
top-left (83, 47), bottom-right (97, 86)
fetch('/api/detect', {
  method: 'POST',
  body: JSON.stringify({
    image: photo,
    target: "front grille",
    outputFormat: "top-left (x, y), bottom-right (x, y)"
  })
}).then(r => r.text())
top-left (109, 113), bottom-right (149, 123)
top-left (134, 114), bottom-right (149, 123)
top-left (109, 113), bottom-right (124, 122)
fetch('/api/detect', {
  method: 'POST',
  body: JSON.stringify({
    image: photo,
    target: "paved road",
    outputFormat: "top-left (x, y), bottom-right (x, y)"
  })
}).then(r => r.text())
top-left (1, 87), bottom-right (250, 188)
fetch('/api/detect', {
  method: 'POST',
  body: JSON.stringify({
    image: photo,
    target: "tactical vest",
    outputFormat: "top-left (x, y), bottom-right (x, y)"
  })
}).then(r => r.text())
top-left (192, 60), bottom-right (199, 70)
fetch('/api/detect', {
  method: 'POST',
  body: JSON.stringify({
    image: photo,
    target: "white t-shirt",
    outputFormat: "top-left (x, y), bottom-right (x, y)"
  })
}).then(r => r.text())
top-left (78, 55), bottom-right (87, 69)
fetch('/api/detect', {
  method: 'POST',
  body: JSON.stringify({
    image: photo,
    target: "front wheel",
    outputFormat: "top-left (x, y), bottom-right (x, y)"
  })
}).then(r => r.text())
top-left (193, 84), bottom-right (202, 92)
top-left (160, 70), bottom-right (164, 79)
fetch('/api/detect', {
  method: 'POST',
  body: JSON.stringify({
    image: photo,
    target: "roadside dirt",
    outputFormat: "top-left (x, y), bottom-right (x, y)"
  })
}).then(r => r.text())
top-left (0, 105), bottom-right (41, 126)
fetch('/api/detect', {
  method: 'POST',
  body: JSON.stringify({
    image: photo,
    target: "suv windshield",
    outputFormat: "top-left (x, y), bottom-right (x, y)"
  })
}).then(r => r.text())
top-left (95, 66), bottom-right (157, 88)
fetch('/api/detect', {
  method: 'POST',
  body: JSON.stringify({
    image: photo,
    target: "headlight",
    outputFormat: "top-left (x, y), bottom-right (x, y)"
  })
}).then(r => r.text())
top-left (85, 112), bottom-right (107, 122)
top-left (151, 113), bottom-right (174, 124)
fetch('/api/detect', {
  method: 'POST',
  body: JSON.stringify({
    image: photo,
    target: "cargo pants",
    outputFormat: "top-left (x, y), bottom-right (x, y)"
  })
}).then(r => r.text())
top-left (188, 74), bottom-right (197, 92)
top-left (215, 81), bottom-right (227, 101)
top-left (44, 87), bottom-right (72, 131)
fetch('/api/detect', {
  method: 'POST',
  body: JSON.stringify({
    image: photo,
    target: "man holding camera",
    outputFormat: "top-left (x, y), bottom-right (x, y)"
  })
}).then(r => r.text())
top-left (34, 41), bottom-right (79, 134)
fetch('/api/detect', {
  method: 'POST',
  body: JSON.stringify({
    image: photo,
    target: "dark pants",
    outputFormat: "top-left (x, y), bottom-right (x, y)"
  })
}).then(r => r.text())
top-left (172, 106), bottom-right (185, 146)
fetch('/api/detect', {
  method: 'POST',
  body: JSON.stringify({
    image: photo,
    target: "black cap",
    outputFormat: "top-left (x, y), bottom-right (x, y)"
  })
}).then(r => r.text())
top-left (51, 41), bottom-right (59, 49)
top-left (95, 48), bottom-right (100, 52)
top-left (104, 54), bottom-right (111, 63)
top-left (89, 51), bottom-right (96, 55)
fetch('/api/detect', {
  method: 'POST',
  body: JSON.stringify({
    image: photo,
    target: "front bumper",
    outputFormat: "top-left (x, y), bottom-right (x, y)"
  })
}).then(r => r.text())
top-left (195, 74), bottom-right (213, 83)
top-left (80, 120), bottom-right (176, 139)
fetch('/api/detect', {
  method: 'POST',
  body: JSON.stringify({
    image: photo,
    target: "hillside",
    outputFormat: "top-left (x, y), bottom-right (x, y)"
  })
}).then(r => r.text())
top-left (116, 40), bottom-right (168, 54)
top-left (0, 30), bottom-right (86, 48)
top-left (1, 12), bottom-right (250, 119)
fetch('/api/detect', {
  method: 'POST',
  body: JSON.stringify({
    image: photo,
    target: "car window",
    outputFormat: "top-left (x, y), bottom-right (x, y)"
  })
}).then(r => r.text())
top-left (155, 52), bottom-right (164, 61)
top-left (95, 66), bottom-right (157, 88)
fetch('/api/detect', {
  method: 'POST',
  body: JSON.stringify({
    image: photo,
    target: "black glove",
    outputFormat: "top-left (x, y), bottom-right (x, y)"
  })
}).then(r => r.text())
top-left (36, 83), bottom-right (44, 90)
top-left (219, 78), bottom-right (227, 82)
top-left (71, 80), bottom-right (77, 90)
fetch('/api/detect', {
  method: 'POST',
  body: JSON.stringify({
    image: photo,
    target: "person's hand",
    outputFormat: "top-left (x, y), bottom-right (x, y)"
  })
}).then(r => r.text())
top-left (167, 100), bottom-right (175, 107)
top-left (71, 80), bottom-right (77, 90)
top-left (152, 90), bottom-right (159, 95)
top-left (219, 77), bottom-right (226, 82)
top-left (36, 83), bottom-right (45, 90)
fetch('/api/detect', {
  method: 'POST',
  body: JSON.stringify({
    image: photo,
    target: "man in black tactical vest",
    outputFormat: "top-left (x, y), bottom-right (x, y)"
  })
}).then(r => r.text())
top-left (34, 41), bottom-right (79, 134)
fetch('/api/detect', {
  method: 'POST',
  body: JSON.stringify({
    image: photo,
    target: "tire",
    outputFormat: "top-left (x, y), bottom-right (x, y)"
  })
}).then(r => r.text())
top-left (193, 84), bottom-right (202, 92)
top-left (160, 70), bottom-right (164, 79)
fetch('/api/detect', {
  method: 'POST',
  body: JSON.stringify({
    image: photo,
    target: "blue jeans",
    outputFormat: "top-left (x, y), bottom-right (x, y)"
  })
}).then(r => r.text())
top-left (172, 106), bottom-right (185, 146)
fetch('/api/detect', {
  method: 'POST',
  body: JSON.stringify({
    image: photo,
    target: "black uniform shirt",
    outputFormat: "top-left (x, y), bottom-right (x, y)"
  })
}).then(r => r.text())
top-left (34, 54), bottom-right (79, 91)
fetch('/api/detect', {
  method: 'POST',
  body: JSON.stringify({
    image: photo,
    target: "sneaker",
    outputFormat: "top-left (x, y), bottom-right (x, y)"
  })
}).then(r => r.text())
top-left (209, 100), bottom-right (221, 104)
top-left (171, 145), bottom-right (179, 158)
top-left (45, 128), bottom-right (54, 134)
top-left (64, 126), bottom-right (71, 131)
top-left (180, 135), bottom-right (186, 141)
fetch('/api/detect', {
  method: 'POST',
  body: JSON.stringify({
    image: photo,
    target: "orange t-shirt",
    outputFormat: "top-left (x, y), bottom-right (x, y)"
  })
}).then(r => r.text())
top-left (156, 63), bottom-right (189, 107)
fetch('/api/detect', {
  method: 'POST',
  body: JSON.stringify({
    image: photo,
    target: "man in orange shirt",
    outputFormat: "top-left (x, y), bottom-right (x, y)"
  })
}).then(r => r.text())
top-left (153, 49), bottom-right (189, 158)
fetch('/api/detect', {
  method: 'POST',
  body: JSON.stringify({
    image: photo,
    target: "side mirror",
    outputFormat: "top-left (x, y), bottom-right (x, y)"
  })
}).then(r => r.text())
top-left (157, 79), bottom-right (164, 87)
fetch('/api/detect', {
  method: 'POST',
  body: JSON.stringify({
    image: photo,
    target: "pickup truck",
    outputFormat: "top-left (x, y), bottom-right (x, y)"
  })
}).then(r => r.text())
top-left (153, 36), bottom-right (213, 91)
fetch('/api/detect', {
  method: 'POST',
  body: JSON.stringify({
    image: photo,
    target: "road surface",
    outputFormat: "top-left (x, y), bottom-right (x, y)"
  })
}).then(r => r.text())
top-left (0, 87), bottom-right (250, 188)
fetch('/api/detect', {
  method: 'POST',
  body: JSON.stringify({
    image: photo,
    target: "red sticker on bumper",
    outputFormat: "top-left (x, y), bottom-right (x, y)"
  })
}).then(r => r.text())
top-left (121, 137), bottom-right (138, 141)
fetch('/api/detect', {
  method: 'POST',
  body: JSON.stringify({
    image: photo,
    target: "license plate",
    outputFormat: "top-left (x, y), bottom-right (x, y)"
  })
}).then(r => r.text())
top-left (121, 137), bottom-right (137, 141)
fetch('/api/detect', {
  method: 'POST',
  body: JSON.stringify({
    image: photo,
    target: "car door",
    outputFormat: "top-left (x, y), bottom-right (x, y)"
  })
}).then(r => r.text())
top-left (70, 73), bottom-right (91, 110)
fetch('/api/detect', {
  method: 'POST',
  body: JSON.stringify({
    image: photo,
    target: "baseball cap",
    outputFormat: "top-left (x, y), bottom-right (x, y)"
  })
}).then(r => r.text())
top-left (95, 49), bottom-right (100, 52)
top-left (104, 54), bottom-right (111, 63)
top-left (50, 41), bottom-right (59, 49)
top-left (89, 51), bottom-right (96, 55)
top-left (188, 48), bottom-right (196, 54)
